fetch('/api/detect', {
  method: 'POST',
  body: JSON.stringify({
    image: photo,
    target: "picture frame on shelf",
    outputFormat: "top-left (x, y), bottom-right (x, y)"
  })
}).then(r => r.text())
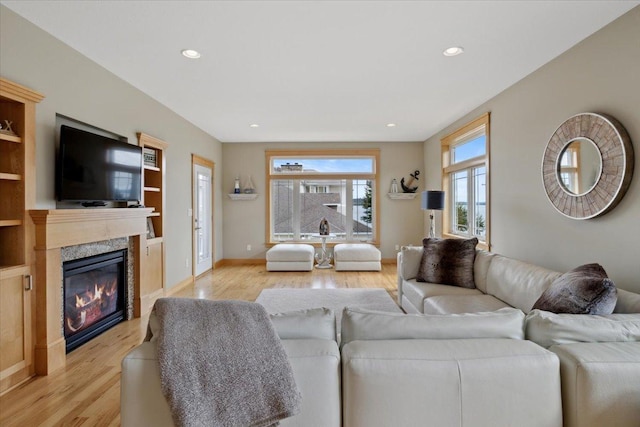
top-left (146, 217), bottom-right (156, 239)
top-left (143, 147), bottom-right (157, 167)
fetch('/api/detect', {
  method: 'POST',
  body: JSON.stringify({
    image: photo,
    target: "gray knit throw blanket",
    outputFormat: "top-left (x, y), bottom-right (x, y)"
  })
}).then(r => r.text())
top-left (146, 298), bottom-right (302, 427)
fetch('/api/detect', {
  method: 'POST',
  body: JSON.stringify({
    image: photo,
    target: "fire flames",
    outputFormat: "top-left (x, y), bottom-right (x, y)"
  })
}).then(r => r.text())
top-left (65, 278), bottom-right (118, 334)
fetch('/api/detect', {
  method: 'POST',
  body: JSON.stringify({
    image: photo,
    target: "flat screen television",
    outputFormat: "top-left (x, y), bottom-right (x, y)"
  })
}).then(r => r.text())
top-left (57, 125), bottom-right (142, 204)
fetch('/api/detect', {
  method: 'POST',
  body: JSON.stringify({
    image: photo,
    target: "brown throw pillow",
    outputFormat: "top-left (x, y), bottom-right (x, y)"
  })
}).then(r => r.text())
top-left (532, 263), bottom-right (617, 315)
top-left (416, 238), bottom-right (478, 288)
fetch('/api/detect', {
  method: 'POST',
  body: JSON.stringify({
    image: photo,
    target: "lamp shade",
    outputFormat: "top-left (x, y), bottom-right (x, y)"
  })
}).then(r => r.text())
top-left (421, 191), bottom-right (445, 210)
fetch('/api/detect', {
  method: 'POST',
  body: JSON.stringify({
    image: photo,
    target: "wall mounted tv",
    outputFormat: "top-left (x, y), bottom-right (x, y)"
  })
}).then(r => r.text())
top-left (57, 125), bottom-right (142, 205)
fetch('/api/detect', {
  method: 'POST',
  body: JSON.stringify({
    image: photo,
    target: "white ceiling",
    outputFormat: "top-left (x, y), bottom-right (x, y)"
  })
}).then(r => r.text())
top-left (2, 1), bottom-right (638, 143)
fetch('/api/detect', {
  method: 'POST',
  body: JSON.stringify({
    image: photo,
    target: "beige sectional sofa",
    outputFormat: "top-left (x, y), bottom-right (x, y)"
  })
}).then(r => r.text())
top-left (120, 247), bottom-right (640, 426)
top-left (397, 246), bottom-right (640, 427)
top-left (122, 306), bottom-right (565, 427)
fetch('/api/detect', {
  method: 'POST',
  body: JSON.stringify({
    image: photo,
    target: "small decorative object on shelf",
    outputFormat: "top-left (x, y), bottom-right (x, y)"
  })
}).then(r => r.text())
top-left (244, 175), bottom-right (255, 194)
top-left (319, 217), bottom-right (330, 235)
top-left (0, 119), bottom-right (17, 137)
top-left (234, 176), bottom-right (241, 194)
top-left (390, 178), bottom-right (399, 193)
top-left (143, 147), bottom-right (157, 167)
top-left (400, 170), bottom-right (420, 193)
top-left (146, 217), bottom-right (156, 239)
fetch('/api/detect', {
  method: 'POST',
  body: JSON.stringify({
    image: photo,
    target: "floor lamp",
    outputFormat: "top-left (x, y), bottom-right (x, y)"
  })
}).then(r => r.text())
top-left (421, 190), bottom-right (445, 238)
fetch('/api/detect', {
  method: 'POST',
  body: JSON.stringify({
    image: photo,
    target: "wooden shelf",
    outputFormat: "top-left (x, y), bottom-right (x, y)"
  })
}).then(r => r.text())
top-left (147, 237), bottom-right (164, 245)
top-left (0, 172), bottom-right (21, 181)
top-left (148, 212), bottom-right (160, 217)
top-left (0, 132), bottom-right (22, 143)
top-left (144, 186), bottom-right (161, 192)
top-left (144, 165), bottom-right (161, 172)
top-left (387, 192), bottom-right (418, 200)
top-left (0, 263), bottom-right (27, 274)
top-left (228, 193), bottom-right (259, 200)
top-left (0, 77), bottom-right (44, 392)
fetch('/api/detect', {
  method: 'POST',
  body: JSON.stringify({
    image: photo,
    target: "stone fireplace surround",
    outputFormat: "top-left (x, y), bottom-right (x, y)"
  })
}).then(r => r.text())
top-left (30, 208), bottom-right (153, 375)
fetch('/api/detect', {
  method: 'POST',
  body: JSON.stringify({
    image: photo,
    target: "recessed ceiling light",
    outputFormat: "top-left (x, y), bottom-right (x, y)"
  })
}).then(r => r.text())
top-left (443, 46), bottom-right (464, 57)
top-left (181, 49), bottom-right (201, 59)
top-left (250, 124), bottom-right (260, 128)
top-left (386, 123), bottom-right (397, 128)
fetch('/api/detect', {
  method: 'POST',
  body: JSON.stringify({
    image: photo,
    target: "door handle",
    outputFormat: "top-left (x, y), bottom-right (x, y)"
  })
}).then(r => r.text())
top-left (195, 227), bottom-right (202, 230)
top-left (25, 274), bottom-right (33, 291)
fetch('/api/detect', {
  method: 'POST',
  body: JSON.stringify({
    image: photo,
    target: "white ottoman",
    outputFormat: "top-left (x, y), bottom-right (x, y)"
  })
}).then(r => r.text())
top-left (266, 244), bottom-right (315, 271)
top-left (334, 243), bottom-right (381, 271)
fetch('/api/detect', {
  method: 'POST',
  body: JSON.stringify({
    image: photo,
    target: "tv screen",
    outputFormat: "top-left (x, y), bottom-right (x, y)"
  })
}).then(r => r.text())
top-left (57, 125), bottom-right (142, 203)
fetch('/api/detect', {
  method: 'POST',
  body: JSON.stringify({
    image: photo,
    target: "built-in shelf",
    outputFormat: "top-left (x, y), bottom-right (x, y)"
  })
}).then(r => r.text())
top-left (387, 192), bottom-right (418, 200)
top-left (147, 237), bottom-right (164, 245)
top-left (228, 193), bottom-right (259, 200)
top-left (0, 219), bottom-right (22, 227)
top-left (144, 186), bottom-right (161, 192)
top-left (143, 165), bottom-right (161, 172)
top-left (0, 172), bottom-right (21, 181)
top-left (0, 132), bottom-right (22, 143)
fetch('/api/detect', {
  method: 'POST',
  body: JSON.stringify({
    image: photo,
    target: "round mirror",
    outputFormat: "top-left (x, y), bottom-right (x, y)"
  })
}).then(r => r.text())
top-left (542, 113), bottom-right (634, 220)
top-left (556, 137), bottom-right (602, 196)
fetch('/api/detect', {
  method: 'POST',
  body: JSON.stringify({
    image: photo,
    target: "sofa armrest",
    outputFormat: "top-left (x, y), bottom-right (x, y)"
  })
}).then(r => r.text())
top-left (397, 246), bottom-right (423, 304)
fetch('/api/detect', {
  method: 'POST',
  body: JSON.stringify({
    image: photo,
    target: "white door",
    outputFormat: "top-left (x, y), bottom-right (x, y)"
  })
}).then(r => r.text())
top-left (194, 164), bottom-right (213, 276)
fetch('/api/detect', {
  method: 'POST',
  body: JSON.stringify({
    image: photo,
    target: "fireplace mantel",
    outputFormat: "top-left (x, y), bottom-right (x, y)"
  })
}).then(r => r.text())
top-left (29, 208), bottom-right (153, 375)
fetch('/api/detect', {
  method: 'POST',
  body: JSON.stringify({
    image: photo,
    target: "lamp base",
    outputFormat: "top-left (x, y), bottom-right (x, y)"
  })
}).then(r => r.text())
top-left (428, 212), bottom-right (435, 238)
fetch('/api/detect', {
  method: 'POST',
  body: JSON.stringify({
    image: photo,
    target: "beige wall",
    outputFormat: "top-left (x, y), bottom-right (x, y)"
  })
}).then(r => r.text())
top-left (222, 141), bottom-right (425, 259)
top-left (0, 6), bottom-right (223, 290)
top-left (424, 7), bottom-right (640, 292)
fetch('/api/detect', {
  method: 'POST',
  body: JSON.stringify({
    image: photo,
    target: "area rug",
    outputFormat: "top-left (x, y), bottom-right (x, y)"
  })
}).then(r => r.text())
top-left (255, 288), bottom-right (402, 327)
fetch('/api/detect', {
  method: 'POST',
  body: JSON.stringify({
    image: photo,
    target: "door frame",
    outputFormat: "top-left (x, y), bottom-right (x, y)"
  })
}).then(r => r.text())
top-left (191, 154), bottom-right (215, 277)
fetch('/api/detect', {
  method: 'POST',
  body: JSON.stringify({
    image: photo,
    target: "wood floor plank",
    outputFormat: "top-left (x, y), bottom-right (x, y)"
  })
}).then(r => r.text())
top-left (0, 264), bottom-right (398, 426)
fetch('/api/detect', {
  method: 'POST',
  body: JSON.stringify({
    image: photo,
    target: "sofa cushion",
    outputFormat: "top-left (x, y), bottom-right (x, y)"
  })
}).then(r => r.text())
top-left (416, 237), bottom-right (478, 288)
top-left (473, 250), bottom-right (496, 294)
top-left (532, 264), bottom-right (617, 315)
top-left (486, 255), bottom-right (562, 313)
top-left (525, 309), bottom-right (640, 348)
top-left (422, 294), bottom-right (510, 315)
top-left (270, 308), bottom-right (336, 341)
top-left (549, 342), bottom-right (640, 427)
top-left (340, 307), bottom-right (525, 346)
top-left (403, 280), bottom-right (483, 313)
top-left (398, 245), bottom-right (423, 281)
top-left (615, 288), bottom-right (640, 313)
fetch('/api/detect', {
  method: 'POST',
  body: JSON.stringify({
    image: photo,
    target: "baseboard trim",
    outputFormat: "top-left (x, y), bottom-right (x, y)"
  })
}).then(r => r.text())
top-left (165, 275), bottom-right (194, 296)
top-left (382, 258), bottom-right (397, 264)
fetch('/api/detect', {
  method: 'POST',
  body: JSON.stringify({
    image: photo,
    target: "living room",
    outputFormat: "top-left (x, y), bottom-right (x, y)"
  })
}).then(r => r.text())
top-left (1, 1), bottom-right (639, 426)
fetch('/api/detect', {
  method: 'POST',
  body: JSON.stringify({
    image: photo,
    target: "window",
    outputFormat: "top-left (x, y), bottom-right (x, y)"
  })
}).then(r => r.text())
top-left (266, 150), bottom-right (379, 244)
top-left (441, 113), bottom-right (490, 249)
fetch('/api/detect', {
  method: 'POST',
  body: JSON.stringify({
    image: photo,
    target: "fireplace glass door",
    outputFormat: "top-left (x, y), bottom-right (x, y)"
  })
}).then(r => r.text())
top-left (63, 250), bottom-right (126, 352)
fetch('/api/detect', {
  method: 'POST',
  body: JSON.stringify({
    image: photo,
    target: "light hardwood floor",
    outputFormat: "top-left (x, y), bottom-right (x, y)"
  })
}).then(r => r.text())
top-left (0, 263), bottom-right (397, 426)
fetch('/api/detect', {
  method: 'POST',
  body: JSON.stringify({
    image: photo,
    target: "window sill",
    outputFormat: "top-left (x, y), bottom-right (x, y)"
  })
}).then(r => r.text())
top-left (442, 232), bottom-right (490, 251)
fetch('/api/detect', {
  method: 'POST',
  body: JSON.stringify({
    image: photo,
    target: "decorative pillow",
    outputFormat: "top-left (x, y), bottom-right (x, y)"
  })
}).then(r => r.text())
top-left (416, 237), bottom-right (478, 288)
top-left (532, 263), bottom-right (617, 315)
top-left (525, 309), bottom-right (640, 348)
top-left (340, 306), bottom-right (525, 347)
top-left (269, 307), bottom-right (336, 341)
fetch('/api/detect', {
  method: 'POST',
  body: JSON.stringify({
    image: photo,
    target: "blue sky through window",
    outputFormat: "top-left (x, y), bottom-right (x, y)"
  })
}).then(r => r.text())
top-left (452, 135), bottom-right (486, 164)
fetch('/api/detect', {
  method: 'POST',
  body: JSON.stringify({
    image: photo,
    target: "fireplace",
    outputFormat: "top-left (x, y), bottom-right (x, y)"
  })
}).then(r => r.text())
top-left (63, 249), bottom-right (127, 352)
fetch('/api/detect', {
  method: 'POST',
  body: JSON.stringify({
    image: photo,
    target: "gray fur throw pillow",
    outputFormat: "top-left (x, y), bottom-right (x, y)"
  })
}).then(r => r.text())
top-left (532, 263), bottom-right (617, 315)
top-left (416, 238), bottom-right (478, 288)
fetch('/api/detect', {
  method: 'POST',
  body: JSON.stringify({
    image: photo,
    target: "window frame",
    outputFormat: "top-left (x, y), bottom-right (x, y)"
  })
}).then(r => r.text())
top-left (441, 113), bottom-right (491, 251)
top-left (265, 149), bottom-right (380, 246)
